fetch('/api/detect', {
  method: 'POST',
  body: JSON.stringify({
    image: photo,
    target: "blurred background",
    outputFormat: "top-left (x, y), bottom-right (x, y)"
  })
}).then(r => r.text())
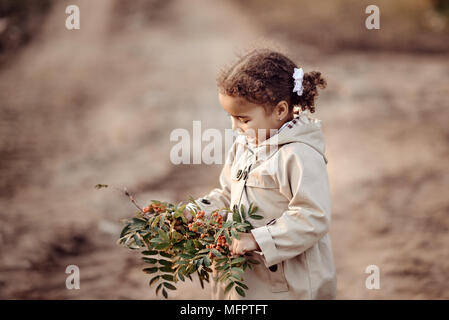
top-left (0, 0), bottom-right (448, 299)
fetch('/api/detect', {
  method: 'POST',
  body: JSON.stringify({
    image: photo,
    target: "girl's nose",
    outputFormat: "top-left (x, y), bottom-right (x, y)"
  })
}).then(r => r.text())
top-left (231, 116), bottom-right (245, 135)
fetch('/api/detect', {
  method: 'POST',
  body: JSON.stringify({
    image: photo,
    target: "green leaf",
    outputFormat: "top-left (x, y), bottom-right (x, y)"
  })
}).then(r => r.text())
top-left (185, 240), bottom-right (195, 251)
top-left (159, 251), bottom-right (173, 258)
top-left (131, 218), bottom-right (147, 226)
top-left (163, 282), bottom-right (177, 290)
top-left (248, 203), bottom-right (254, 215)
top-left (211, 249), bottom-right (223, 257)
top-left (223, 221), bottom-right (232, 228)
top-left (178, 265), bottom-right (186, 275)
top-left (224, 229), bottom-right (231, 245)
top-left (142, 250), bottom-right (158, 255)
top-left (233, 206), bottom-right (242, 223)
top-left (159, 215), bottom-right (166, 228)
top-left (215, 257), bottom-right (228, 264)
top-left (230, 273), bottom-right (242, 281)
top-left (151, 215), bottom-right (161, 228)
top-left (249, 214), bottom-right (263, 220)
top-left (133, 234), bottom-right (144, 247)
top-left (231, 229), bottom-right (239, 240)
top-left (201, 269), bottom-right (209, 282)
top-left (224, 281), bottom-right (234, 294)
top-left (179, 253), bottom-right (194, 259)
top-left (240, 204), bottom-right (246, 219)
top-left (162, 274), bottom-right (175, 282)
top-left (158, 229), bottom-right (169, 241)
top-left (171, 231), bottom-right (184, 243)
top-left (215, 264), bottom-right (226, 271)
top-left (193, 239), bottom-right (203, 247)
top-left (142, 257), bottom-right (158, 264)
top-left (235, 286), bottom-right (246, 297)
top-left (194, 258), bottom-right (204, 267)
top-left (154, 242), bottom-right (170, 250)
top-left (178, 272), bottom-right (185, 282)
top-left (120, 225), bottom-right (131, 238)
top-left (202, 266), bottom-right (212, 273)
top-left (236, 225), bottom-right (247, 232)
top-left (173, 241), bottom-right (186, 250)
top-left (235, 281), bottom-right (248, 289)
top-left (143, 267), bottom-right (158, 274)
top-left (160, 266), bottom-right (175, 273)
top-left (149, 275), bottom-right (160, 286)
top-left (203, 256), bottom-right (211, 267)
top-left (156, 283), bottom-right (163, 296)
top-left (231, 257), bottom-right (246, 265)
top-left (249, 203), bottom-right (258, 214)
top-left (247, 259), bottom-right (260, 264)
top-left (218, 272), bottom-right (230, 282)
top-left (216, 228), bottom-right (224, 238)
top-left (231, 267), bottom-right (244, 274)
top-left (162, 288), bottom-right (168, 299)
top-left (198, 270), bottom-right (205, 289)
top-left (159, 259), bottom-right (174, 266)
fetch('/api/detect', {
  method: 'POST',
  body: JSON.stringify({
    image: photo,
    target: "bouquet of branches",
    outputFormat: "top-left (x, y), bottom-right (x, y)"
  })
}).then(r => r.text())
top-left (95, 184), bottom-right (263, 299)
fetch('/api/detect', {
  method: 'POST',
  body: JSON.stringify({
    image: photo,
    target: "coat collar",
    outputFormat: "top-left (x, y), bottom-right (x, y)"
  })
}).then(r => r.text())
top-left (236, 112), bottom-right (328, 164)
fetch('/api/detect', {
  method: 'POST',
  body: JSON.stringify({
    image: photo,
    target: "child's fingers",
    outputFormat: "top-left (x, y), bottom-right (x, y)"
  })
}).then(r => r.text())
top-left (230, 238), bottom-right (235, 255)
top-left (230, 239), bottom-right (244, 256)
top-left (183, 210), bottom-right (194, 222)
top-left (173, 220), bottom-right (182, 230)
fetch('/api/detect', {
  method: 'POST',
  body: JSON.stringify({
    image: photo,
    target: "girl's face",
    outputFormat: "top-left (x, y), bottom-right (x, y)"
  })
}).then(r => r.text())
top-left (218, 93), bottom-right (289, 145)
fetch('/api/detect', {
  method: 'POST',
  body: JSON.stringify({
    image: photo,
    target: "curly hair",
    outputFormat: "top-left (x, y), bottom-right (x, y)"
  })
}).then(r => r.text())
top-left (216, 48), bottom-right (326, 114)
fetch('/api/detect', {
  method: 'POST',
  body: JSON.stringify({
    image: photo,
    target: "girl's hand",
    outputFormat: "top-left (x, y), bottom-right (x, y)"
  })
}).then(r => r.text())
top-left (230, 232), bottom-right (261, 256)
top-left (174, 209), bottom-right (194, 230)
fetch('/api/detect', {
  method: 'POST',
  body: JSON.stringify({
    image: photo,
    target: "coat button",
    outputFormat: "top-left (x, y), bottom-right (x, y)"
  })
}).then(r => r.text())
top-left (200, 198), bottom-right (211, 205)
top-left (236, 169), bottom-right (242, 180)
top-left (269, 264), bottom-right (278, 272)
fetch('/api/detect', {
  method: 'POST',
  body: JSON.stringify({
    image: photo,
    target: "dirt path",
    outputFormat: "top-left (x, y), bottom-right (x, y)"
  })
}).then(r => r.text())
top-left (0, 0), bottom-right (264, 300)
top-left (0, 0), bottom-right (448, 299)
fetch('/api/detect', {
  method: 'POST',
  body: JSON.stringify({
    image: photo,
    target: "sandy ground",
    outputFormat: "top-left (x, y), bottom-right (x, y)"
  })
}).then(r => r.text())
top-left (0, 0), bottom-right (448, 299)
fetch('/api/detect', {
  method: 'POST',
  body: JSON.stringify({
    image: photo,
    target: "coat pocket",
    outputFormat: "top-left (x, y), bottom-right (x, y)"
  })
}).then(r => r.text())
top-left (248, 252), bottom-right (289, 293)
top-left (267, 261), bottom-right (289, 293)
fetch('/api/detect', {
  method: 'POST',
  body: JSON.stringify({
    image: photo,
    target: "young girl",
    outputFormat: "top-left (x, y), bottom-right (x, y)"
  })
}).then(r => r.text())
top-left (185, 48), bottom-right (337, 300)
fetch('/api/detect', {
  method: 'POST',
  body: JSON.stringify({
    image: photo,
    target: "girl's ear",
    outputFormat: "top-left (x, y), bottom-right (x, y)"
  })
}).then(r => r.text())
top-left (274, 100), bottom-right (290, 120)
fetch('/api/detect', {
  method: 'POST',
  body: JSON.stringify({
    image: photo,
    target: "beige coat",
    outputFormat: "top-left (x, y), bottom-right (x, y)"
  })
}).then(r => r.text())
top-left (195, 113), bottom-right (337, 300)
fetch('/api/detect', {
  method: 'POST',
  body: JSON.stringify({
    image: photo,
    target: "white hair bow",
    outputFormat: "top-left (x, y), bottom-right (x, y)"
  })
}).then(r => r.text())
top-left (292, 67), bottom-right (304, 96)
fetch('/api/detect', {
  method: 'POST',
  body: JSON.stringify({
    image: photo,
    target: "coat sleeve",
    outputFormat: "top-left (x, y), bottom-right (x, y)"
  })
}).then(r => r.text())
top-left (251, 143), bottom-right (331, 268)
top-left (192, 139), bottom-right (238, 218)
